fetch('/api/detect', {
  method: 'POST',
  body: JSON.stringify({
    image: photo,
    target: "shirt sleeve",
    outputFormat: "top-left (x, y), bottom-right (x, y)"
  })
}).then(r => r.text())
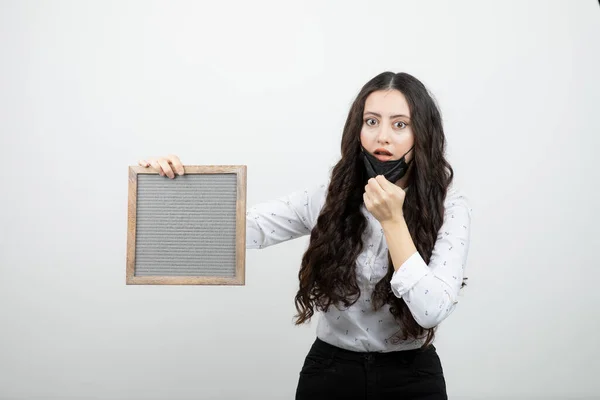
top-left (389, 188), bottom-right (473, 329)
top-left (246, 181), bottom-right (328, 249)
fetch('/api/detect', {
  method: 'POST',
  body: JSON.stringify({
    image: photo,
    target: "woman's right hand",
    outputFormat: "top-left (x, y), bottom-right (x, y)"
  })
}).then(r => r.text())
top-left (137, 155), bottom-right (185, 179)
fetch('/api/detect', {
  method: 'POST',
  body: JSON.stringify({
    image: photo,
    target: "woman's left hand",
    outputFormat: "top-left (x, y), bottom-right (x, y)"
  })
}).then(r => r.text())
top-left (363, 175), bottom-right (407, 224)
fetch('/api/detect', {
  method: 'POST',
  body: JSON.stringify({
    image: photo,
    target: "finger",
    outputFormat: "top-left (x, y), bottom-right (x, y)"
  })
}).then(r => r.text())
top-left (378, 176), bottom-right (401, 197)
top-left (157, 158), bottom-right (175, 179)
top-left (378, 176), bottom-right (406, 199)
top-left (375, 175), bottom-right (392, 191)
top-left (138, 159), bottom-right (150, 167)
top-left (364, 192), bottom-right (379, 211)
top-left (363, 193), bottom-right (372, 209)
top-left (366, 177), bottom-right (378, 189)
top-left (167, 155), bottom-right (185, 175)
top-left (364, 182), bottom-right (375, 198)
top-left (149, 159), bottom-right (165, 177)
top-left (367, 178), bottom-right (384, 198)
top-left (370, 176), bottom-right (383, 190)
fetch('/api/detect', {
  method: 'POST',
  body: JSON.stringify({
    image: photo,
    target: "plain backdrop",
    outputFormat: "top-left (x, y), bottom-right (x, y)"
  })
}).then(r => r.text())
top-left (1, 0), bottom-right (599, 399)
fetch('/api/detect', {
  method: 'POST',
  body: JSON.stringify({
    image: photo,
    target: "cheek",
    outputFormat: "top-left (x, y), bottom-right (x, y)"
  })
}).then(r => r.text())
top-left (397, 132), bottom-right (414, 147)
top-left (360, 126), bottom-right (377, 142)
top-left (390, 134), bottom-right (415, 160)
top-left (359, 129), bottom-right (369, 146)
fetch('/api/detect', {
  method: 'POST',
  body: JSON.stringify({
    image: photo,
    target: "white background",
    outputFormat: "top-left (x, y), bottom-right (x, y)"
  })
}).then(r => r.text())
top-left (1, 0), bottom-right (599, 399)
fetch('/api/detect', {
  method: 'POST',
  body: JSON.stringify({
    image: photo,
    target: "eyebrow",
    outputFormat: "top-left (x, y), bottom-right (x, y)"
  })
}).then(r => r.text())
top-left (364, 111), bottom-right (410, 119)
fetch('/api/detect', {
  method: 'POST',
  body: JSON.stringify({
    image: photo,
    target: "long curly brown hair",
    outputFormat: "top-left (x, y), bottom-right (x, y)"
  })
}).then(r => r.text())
top-left (294, 72), bottom-right (458, 348)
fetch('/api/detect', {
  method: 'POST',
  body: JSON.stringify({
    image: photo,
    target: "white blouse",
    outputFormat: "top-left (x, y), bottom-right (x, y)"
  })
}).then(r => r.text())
top-left (246, 180), bottom-right (472, 352)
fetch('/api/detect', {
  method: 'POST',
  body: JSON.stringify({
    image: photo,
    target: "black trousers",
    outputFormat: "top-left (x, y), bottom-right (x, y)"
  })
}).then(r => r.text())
top-left (295, 338), bottom-right (447, 400)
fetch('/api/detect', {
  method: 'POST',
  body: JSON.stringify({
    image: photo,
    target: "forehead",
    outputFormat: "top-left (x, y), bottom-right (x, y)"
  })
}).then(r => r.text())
top-left (364, 90), bottom-right (410, 116)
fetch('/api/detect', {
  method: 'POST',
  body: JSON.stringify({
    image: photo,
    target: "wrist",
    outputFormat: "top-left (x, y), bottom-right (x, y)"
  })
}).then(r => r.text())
top-left (381, 216), bottom-right (406, 231)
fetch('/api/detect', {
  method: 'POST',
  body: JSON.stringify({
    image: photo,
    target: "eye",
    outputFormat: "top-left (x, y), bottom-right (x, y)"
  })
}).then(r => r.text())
top-left (394, 121), bottom-right (407, 129)
top-left (365, 118), bottom-right (377, 126)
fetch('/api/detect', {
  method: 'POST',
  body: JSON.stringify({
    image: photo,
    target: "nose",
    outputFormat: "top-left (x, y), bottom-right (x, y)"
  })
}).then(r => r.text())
top-left (376, 124), bottom-right (392, 144)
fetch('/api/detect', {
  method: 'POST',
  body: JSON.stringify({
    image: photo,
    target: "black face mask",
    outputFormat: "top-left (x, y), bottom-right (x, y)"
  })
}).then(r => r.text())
top-left (360, 144), bottom-right (414, 183)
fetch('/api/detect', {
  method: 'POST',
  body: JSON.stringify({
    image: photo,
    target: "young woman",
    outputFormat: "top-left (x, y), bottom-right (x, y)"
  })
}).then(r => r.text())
top-left (139, 71), bottom-right (472, 399)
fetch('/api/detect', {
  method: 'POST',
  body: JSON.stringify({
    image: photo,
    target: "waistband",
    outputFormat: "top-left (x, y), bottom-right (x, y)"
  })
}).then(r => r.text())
top-left (311, 337), bottom-right (434, 364)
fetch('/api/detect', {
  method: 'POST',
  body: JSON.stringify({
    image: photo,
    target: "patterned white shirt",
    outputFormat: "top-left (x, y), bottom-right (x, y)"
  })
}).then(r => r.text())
top-left (246, 180), bottom-right (472, 352)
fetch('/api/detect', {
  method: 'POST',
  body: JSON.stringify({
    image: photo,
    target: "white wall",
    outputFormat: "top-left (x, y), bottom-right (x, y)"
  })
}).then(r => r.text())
top-left (1, 0), bottom-right (599, 399)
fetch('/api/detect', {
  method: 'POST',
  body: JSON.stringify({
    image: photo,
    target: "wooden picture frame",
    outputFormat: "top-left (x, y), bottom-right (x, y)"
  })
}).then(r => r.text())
top-left (126, 165), bottom-right (247, 285)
